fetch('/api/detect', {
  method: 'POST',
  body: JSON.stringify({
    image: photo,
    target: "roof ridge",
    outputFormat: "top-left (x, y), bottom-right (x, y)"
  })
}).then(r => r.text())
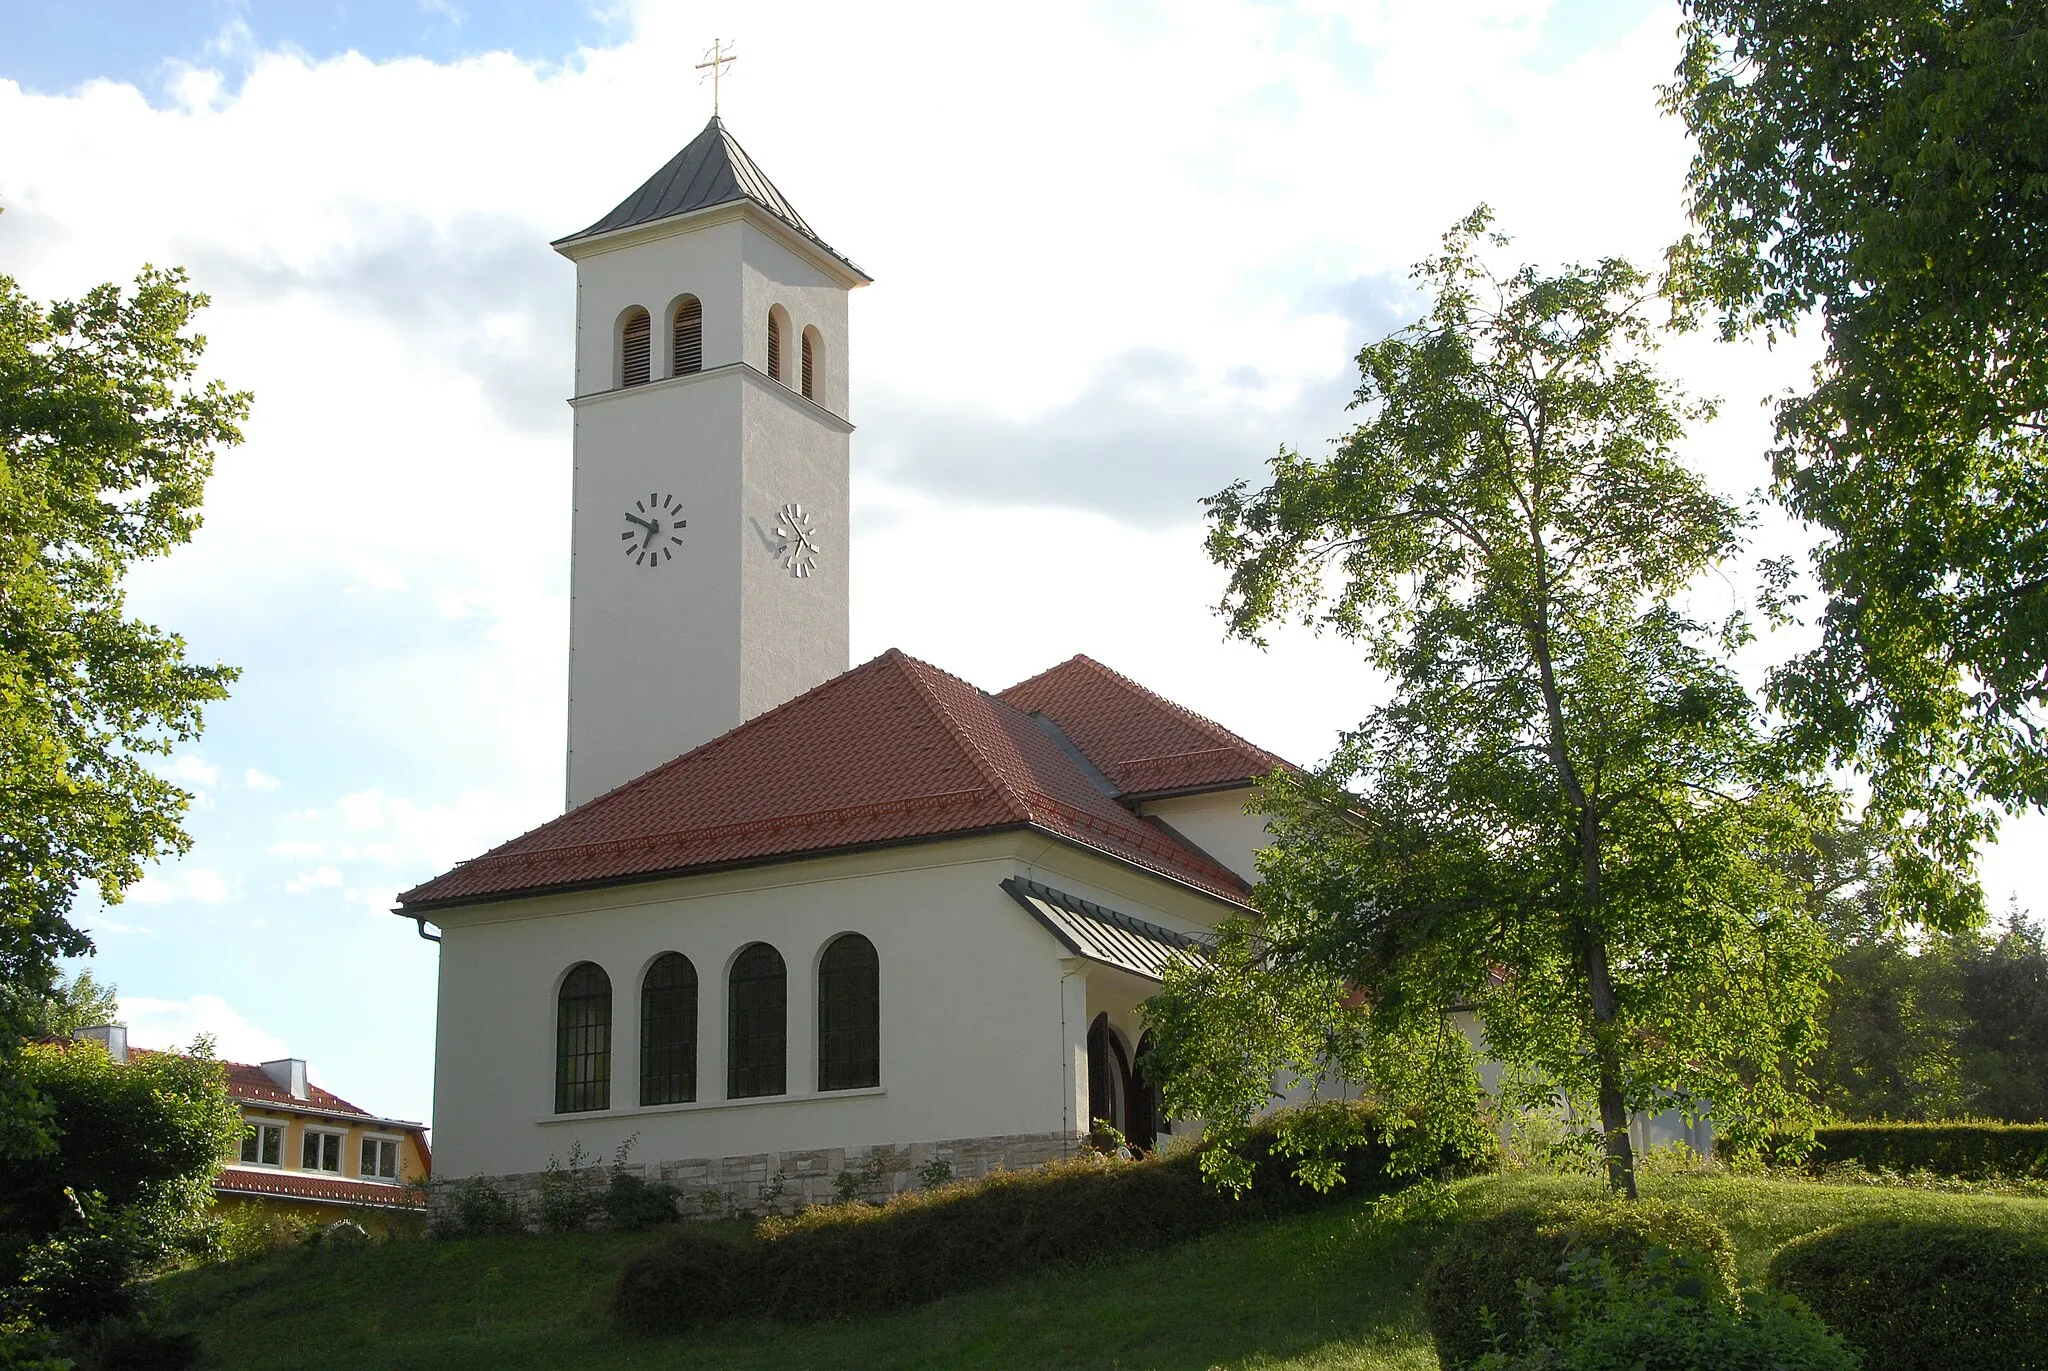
top-left (891, 651), bottom-right (1037, 822)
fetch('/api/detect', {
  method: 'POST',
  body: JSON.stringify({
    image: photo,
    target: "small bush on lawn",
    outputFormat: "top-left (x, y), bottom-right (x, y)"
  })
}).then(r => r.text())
top-left (1471, 1248), bottom-right (1854, 1371)
top-left (601, 1171), bottom-right (682, 1231)
top-left (1423, 1198), bottom-right (1739, 1370)
top-left (1768, 1219), bottom-right (2048, 1371)
top-left (616, 1101), bottom-right (1490, 1332)
top-left (1748, 1121), bottom-right (2048, 1179)
top-left (431, 1176), bottom-right (526, 1239)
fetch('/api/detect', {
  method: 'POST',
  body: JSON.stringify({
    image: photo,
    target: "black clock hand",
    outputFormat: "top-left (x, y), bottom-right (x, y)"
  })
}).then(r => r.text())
top-left (624, 513), bottom-right (657, 533)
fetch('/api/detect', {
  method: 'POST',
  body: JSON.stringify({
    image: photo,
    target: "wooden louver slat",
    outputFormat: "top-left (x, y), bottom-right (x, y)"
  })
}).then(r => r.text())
top-left (767, 312), bottom-right (782, 383)
top-left (801, 331), bottom-right (815, 399)
top-left (672, 297), bottom-right (702, 376)
top-left (621, 309), bottom-right (652, 388)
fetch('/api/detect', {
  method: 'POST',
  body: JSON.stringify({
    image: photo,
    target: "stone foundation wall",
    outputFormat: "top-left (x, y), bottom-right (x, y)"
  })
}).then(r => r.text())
top-left (430, 1130), bottom-right (1082, 1227)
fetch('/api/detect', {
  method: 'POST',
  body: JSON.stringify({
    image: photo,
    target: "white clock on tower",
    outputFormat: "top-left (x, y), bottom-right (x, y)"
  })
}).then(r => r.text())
top-left (555, 116), bottom-right (868, 809)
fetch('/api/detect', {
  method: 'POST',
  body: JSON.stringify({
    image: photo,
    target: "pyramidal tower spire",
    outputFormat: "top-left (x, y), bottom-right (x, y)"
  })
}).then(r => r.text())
top-left (553, 122), bottom-right (870, 809)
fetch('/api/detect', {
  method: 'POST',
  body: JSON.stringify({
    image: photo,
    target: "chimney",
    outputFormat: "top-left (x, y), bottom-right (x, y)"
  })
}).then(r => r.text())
top-left (74, 1024), bottom-right (127, 1064)
top-left (261, 1058), bottom-right (309, 1100)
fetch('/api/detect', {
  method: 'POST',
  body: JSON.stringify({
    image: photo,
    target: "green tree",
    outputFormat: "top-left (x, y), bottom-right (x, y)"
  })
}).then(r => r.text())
top-left (1956, 900), bottom-right (2048, 1120)
top-left (1, 969), bottom-right (121, 1041)
top-left (1168, 211), bottom-right (1837, 1197)
top-left (0, 1037), bottom-right (240, 1330)
top-left (0, 258), bottom-right (246, 1153)
top-left (1666, 1), bottom-right (2048, 906)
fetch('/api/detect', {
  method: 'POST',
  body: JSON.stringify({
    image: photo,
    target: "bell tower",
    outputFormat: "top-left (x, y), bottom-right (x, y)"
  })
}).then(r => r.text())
top-left (554, 118), bottom-right (869, 809)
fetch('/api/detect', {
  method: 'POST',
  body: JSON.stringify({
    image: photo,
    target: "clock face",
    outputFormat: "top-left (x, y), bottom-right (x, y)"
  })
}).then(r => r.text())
top-left (775, 502), bottom-right (821, 578)
top-left (621, 493), bottom-right (687, 568)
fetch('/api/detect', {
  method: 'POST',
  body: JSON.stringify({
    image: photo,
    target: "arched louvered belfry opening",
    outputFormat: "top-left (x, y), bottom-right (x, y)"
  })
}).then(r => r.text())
top-left (817, 933), bottom-right (879, 1091)
top-left (800, 326), bottom-right (822, 400)
top-left (727, 942), bottom-right (787, 1098)
top-left (1129, 1029), bottom-right (1164, 1154)
top-left (639, 952), bottom-right (698, 1106)
top-left (555, 962), bottom-right (612, 1113)
top-left (1086, 1012), bottom-right (1132, 1141)
top-left (670, 296), bottom-right (702, 377)
top-left (766, 305), bottom-right (789, 384)
top-left (619, 307), bottom-right (652, 388)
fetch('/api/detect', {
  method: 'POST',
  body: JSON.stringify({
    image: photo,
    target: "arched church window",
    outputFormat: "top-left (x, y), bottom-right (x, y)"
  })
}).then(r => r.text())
top-left (671, 296), bottom-right (702, 377)
top-left (766, 306), bottom-right (787, 384)
top-left (817, 933), bottom-right (879, 1091)
top-left (620, 308), bottom-right (652, 388)
top-left (555, 962), bottom-right (611, 1113)
top-left (727, 943), bottom-right (787, 1098)
top-left (800, 326), bottom-right (821, 400)
top-left (1086, 1012), bottom-right (1131, 1139)
top-left (639, 952), bottom-right (697, 1106)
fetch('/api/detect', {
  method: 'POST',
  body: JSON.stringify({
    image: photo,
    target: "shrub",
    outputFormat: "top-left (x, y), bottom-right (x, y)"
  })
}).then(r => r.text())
top-left (617, 1100), bottom-right (1490, 1333)
top-left (1472, 1251), bottom-right (1854, 1371)
top-left (1748, 1121), bottom-right (2048, 1179)
top-left (214, 1207), bottom-right (319, 1262)
top-left (1768, 1219), bottom-right (2048, 1371)
top-left (1423, 1199), bottom-right (1739, 1370)
top-left (601, 1171), bottom-right (681, 1231)
top-left (432, 1176), bottom-right (525, 1239)
top-left (534, 1144), bottom-right (604, 1234)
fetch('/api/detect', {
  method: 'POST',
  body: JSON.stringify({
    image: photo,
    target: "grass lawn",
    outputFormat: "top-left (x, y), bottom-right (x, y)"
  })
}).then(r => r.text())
top-left (152, 1173), bottom-right (2048, 1370)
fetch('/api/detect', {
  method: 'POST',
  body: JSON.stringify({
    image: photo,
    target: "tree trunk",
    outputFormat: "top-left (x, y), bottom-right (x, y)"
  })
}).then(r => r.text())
top-left (1575, 916), bottom-right (1639, 1200)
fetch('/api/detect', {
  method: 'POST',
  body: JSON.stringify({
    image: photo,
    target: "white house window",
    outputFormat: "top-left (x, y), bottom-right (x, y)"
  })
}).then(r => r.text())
top-left (239, 1121), bottom-right (284, 1167)
top-left (302, 1128), bottom-right (344, 1174)
top-left (360, 1136), bottom-right (400, 1181)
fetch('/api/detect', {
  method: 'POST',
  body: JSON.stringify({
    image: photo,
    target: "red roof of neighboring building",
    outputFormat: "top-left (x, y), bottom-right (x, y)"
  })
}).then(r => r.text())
top-left (399, 649), bottom-right (1269, 911)
top-left (220, 1060), bottom-right (376, 1119)
top-left (214, 1168), bottom-right (425, 1210)
top-left (1000, 654), bottom-right (1291, 797)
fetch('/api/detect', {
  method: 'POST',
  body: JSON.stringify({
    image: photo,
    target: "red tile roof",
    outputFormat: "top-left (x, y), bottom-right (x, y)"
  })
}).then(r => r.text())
top-left (220, 1060), bottom-right (377, 1119)
top-left (1000, 655), bottom-right (1291, 797)
top-left (399, 649), bottom-right (1257, 910)
top-left (214, 1167), bottom-right (425, 1210)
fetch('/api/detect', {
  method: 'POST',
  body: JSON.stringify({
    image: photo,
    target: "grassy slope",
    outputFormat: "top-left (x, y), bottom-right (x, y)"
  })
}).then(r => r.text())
top-left (153, 1174), bottom-right (2048, 1371)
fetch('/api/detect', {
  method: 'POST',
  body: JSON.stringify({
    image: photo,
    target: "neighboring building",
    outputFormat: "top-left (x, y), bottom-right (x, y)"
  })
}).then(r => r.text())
top-left (75, 1026), bottom-right (431, 1226)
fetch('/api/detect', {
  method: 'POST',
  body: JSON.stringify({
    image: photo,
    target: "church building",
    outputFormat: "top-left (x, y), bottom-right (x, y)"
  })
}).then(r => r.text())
top-left (397, 117), bottom-right (1296, 1209)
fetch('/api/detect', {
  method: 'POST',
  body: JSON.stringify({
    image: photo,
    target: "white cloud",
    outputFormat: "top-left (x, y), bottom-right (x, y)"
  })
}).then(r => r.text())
top-left (125, 866), bottom-right (234, 905)
top-left (244, 767), bottom-right (283, 791)
top-left (284, 864), bottom-right (343, 894)
top-left (169, 754), bottom-right (222, 787)
top-left (120, 993), bottom-right (291, 1065)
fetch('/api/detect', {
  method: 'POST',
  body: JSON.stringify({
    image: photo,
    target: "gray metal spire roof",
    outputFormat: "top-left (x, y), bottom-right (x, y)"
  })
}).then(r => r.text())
top-left (555, 117), bottom-right (866, 277)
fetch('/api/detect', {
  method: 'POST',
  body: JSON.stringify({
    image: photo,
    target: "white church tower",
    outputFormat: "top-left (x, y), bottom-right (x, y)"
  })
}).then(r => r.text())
top-left (554, 118), bottom-right (870, 808)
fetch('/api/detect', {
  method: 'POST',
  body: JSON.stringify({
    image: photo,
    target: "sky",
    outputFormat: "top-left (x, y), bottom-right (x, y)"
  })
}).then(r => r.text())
top-left (4, 0), bottom-right (2041, 1134)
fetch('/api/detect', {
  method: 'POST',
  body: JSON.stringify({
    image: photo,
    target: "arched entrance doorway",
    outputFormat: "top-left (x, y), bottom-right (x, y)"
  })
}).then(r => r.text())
top-left (1086, 1012), bottom-right (1131, 1144)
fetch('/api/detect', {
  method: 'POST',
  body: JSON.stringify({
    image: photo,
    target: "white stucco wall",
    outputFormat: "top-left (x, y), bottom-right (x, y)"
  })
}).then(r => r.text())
top-left (428, 832), bottom-right (1240, 1180)
top-left (1138, 788), bottom-right (1270, 886)
top-left (560, 207), bottom-right (856, 808)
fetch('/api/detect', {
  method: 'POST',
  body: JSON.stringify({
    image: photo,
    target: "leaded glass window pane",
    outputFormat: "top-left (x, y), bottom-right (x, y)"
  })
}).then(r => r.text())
top-left (818, 933), bottom-right (879, 1091)
top-left (727, 943), bottom-right (786, 1099)
top-left (555, 961), bottom-right (612, 1113)
top-left (640, 953), bottom-right (698, 1106)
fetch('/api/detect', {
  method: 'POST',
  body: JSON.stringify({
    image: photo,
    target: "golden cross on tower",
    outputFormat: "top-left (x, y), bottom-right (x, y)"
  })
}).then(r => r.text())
top-left (696, 38), bottom-right (737, 115)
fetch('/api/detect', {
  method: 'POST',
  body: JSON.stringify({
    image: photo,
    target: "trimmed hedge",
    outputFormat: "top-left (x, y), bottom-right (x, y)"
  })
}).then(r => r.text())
top-left (1756, 1122), bottom-right (2048, 1179)
top-left (1423, 1199), bottom-right (1739, 1370)
top-left (1768, 1219), bottom-right (2048, 1371)
top-left (615, 1103), bottom-right (1492, 1332)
